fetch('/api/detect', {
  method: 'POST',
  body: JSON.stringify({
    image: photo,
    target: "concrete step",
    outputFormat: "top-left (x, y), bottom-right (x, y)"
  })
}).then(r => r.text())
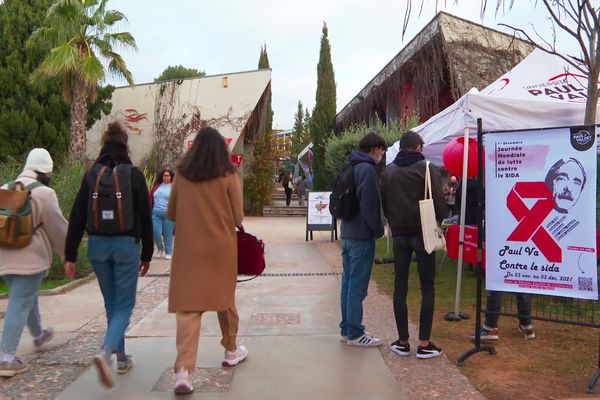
top-left (263, 205), bottom-right (308, 217)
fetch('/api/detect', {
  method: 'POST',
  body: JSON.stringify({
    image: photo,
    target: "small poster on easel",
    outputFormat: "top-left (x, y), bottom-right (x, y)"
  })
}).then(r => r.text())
top-left (306, 191), bottom-right (337, 241)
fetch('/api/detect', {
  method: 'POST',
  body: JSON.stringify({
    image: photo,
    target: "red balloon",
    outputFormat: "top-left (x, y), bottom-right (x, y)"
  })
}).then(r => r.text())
top-left (442, 137), bottom-right (479, 178)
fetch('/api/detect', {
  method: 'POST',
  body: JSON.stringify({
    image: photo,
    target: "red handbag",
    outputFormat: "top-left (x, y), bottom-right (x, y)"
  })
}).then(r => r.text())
top-left (237, 225), bottom-right (265, 281)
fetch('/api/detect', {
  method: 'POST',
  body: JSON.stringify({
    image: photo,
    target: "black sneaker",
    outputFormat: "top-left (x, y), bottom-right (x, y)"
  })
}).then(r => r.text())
top-left (390, 340), bottom-right (410, 356)
top-left (416, 342), bottom-right (443, 359)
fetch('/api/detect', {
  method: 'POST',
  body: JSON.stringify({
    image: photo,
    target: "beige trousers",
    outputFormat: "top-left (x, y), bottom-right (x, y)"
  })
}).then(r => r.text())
top-left (174, 306), bottom-right (239, 372)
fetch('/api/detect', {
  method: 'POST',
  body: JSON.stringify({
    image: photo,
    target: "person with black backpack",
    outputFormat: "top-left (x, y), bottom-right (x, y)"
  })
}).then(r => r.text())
top-left (336, 132), bottom-right (386, 348)
top-left (64, 122), bottom-right (153, 388)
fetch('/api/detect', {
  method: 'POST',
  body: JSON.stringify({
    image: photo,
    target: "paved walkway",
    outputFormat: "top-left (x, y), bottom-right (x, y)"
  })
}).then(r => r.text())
top-left (0, 217), bottom-right (483, 399)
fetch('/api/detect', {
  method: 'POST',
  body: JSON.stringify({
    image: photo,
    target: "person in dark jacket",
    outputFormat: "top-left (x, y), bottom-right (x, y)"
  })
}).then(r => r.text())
top-left (381, 130), bottom-right (445, 359)
top-left (64, 122), bottom-right (153, 388)
top-left (339, 132), bottom-right (386, 347)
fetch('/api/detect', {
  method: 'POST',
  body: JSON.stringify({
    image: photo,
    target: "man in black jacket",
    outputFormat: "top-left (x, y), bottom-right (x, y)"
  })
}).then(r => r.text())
top-left (339, 132), bottom-right (386, 347)
top-left (381, 130), bottom-right (445, 359)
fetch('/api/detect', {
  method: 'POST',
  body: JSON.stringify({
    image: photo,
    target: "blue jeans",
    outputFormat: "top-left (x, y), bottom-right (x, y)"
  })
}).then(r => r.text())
top-left (339, 239), bottom-right (375, 340)
top-left (152, 209), bottom-right (174, 255)
top-left (88, 235), bottom-right (140, 353)
top-left (0, 272), bottom-right (45, 354)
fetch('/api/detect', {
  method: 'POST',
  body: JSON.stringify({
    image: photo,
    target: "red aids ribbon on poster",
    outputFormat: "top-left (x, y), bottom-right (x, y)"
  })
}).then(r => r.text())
top-left (506, 182), bottom-right (561, 262)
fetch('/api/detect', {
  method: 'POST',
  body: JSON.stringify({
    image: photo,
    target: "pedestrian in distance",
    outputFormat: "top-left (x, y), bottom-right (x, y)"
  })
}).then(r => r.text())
top-left (381, 130), bottom-right (445, 359)
top-left (64, 122), bottom-right (153, 388)
top-left (0, 149), bottom-right (68, 377)
top-left (296, 175), bottom-right (307, 206)
top-left (150, 168), bottom-right (175, 260)
top-left (167, 126), bottom-right (246, 395)
top-left (443, 175), bottom-right (458, 218)
top-left (338, 131), bottom-right (386, 347)
top-left (282, 171), bottom-right (293, 207)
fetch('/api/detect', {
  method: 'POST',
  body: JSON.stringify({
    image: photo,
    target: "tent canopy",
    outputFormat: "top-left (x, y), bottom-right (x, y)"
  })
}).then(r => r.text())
top-left (387, 49), bottom-right (599, 166)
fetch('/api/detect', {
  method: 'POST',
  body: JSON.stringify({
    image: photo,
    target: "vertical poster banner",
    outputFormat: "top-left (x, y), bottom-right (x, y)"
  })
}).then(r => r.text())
top-left (485, 126), bottom-right (597, 300)
top-left (307, 192), bottom-right (333, 226)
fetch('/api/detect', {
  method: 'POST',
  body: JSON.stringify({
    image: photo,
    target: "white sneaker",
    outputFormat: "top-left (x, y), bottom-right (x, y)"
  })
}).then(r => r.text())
top-left (154, 251), bottom-right (164, 260)
top-left (222, 345), bottom-right (248, 367)
top-left (347, 332), bottom-right (382, 347)
top-left (165, 254), bottom-right (172, 260)
top-left (174, 368), bottom-right (194, 394)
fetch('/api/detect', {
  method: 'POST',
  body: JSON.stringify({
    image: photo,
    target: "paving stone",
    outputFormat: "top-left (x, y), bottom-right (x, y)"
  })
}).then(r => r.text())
top-left (152, 367), bottom-right (234, 392)
top-left (249, 313), bottom-right (300, 326)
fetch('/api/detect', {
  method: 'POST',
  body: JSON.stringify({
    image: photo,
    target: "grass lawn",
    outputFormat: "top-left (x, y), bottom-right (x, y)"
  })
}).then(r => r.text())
top-left (371, 237), bottom-right (600, 400)
top-left (0, 278), bottom-right (72, 295)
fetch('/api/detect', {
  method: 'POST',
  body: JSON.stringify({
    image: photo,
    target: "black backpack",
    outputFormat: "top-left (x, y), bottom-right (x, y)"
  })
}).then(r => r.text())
top-left (85, 163), bottom-right (135, 234)
top-left (329, 162), bottom-right (361, 220)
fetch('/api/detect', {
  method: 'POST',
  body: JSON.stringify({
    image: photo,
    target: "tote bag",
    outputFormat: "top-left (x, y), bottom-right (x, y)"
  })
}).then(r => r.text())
top-left (419, 161), bottom-right (446, 254)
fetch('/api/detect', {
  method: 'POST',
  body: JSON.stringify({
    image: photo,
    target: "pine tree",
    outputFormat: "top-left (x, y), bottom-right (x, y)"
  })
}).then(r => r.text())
top-left (290, 101), bottom-right (306, 159)
top-left (310, 22), bottom-right (337, 190)
top-left (304, 108), bottom-right (311, 138)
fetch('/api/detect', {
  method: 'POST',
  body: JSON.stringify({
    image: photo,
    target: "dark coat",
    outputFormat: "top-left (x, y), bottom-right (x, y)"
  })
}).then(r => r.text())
top-left (381, 151), bottom-right (446, 236)
top-left (340, 151), bottom-right (384, 240)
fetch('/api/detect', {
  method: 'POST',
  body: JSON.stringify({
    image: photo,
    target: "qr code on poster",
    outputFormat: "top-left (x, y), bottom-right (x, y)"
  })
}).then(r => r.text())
top-left (578, 277), bottom-right (593, 291)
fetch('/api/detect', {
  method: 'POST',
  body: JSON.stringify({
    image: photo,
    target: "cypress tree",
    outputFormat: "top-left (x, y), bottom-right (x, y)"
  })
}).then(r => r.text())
top-left (258, 44), bottom-right (273, 132)
top-left (310, 22), bottom-right (337, 190)
top-left (245, 44), bottom-right (275, 213)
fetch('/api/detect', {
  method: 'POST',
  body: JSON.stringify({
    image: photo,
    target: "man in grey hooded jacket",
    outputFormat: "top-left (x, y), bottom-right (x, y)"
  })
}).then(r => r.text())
top-left (339, 132), bottom-right (386, 347)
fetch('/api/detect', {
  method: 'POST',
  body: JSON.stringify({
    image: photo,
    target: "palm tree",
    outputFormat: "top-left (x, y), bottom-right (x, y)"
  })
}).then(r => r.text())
top-left (28, 0), bottom-right (137, 159)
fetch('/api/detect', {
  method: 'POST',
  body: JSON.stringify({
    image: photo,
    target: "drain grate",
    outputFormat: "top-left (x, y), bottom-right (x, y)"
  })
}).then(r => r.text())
top-left (249, 272), bottom-right (340, 277)
top-left (146, 272), bottom-right (340, 278)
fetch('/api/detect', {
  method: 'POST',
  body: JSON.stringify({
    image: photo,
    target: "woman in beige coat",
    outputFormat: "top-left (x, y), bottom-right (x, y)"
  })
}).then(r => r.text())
top-left (167, 126), bottom-right (245, 395)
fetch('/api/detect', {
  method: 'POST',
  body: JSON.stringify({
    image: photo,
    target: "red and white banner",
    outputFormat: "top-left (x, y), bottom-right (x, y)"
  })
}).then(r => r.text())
top-left (485, 126), bottom-right (597, 300)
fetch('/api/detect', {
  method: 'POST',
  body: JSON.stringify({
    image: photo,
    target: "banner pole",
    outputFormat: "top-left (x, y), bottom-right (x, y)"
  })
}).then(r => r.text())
top-left (446, 128), bottom-right (470, 321)
top-left (457, 117), bottom-right (496, 365)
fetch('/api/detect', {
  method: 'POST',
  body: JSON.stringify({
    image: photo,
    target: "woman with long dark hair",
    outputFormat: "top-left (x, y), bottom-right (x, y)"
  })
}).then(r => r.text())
top-left (150, 168), bottom-right (175, 259)
top-left (167, 126), bottom-right (245, 395)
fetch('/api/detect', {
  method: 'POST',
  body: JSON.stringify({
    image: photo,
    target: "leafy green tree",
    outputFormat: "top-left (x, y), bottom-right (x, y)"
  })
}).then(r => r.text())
top-left (0, 0), bottom-right (70, 162)
top-left (154, 65), bottom-right (206, 82)
top-left (310, 22), bottom-right (337, 190)
top-left (28, 0), bottom-right (137, 160)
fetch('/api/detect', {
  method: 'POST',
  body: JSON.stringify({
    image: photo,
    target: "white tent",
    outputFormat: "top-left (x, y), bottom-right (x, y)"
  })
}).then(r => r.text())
top-left (387, 48), bottom-right (600, 165)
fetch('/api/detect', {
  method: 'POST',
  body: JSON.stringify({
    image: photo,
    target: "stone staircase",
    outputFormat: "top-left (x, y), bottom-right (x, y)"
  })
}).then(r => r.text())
top-left (262, 188), bottom-right (308, 217)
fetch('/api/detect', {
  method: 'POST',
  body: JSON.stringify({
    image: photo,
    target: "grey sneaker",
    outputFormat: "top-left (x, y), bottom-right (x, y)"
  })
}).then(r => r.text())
top-left (33, 328), bottom-right (55, 349)
top-left (347, 332), bottom-right (382, 347)
top-left (0, 356), bottom-right (29, 377)
top-left (116, 355), bottom-right (133, 374)
top-left (93, 352), bottom-right (114, 388)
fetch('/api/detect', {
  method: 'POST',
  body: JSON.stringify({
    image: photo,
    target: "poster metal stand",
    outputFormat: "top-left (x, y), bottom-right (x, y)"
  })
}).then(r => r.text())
top-left (305, 191), bottom-right (337, 241)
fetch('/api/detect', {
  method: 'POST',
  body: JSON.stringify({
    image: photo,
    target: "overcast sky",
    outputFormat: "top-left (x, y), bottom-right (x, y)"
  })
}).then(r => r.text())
top-left (110, 1), bottom-right (582, 130)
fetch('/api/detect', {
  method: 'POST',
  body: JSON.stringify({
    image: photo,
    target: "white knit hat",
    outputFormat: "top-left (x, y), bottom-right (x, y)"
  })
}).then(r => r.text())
top-left (24, 148), bottom-right (53, 174)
